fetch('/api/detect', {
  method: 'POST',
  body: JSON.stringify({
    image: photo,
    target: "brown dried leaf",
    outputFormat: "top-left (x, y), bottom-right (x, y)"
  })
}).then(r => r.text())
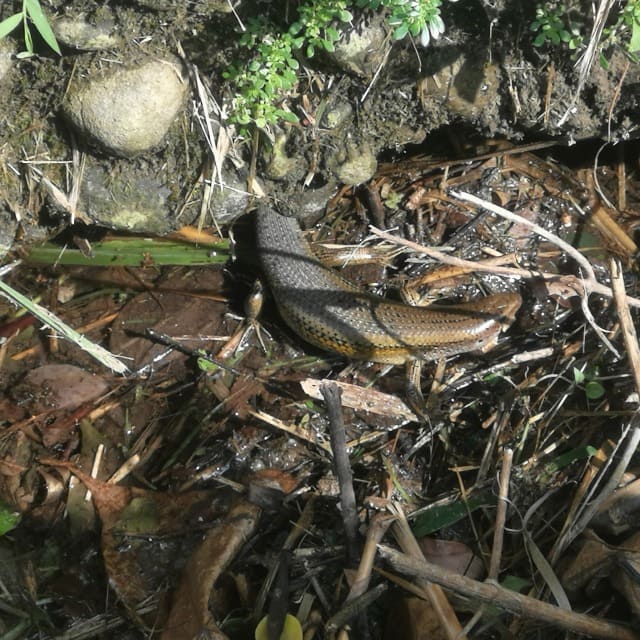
top-left (41, 459), bottom-right (239, 625)
top-left (17, 364), bottom-right (110, 413)
top-left (110, 269), bottom-right (231, 371)
top-left (418, 538), bottom-right (484, 579)
top-left (162, 499), bottom-right (260, 640)
top-left (384, 594), bottom-right (448, 640)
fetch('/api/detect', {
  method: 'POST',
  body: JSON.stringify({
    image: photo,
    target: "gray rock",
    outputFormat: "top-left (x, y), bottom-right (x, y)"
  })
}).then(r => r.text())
top-left (263, 133), bottom-right (300, 181)
top-left (419, 53), bottom-right (502, 125)
top-left (54, 13), bottom-right (121, 51)
top-left (133, 0), bottom-right (232, 11)
top-left (209, 168), bottom-right (250, 225)
top-left (295, 183), bottom-right (338, 227)
top-left (327, 15), bottom-right (390, 78)
top-left (63, 57), bottom-right (189, 157)
top-left (334, 141), bottom-right (377, 186)
top-left (81, 162), bottom-right (174, 233)
top-left (0, 207), bottom-right (18, 262)
top-left (321, 100), bottom-right (353, 130)
top-left (0, 40), bottom-right (14, 83)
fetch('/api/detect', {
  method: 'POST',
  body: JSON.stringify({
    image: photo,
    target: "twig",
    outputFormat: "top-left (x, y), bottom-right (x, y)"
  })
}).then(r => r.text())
top-left (550, 419), bottom-right (640, 564)
top-left (368, 222), bottom-right (640, 311)
top-left (611, 259), bottom-right (640, 393)
top-left (369, 226), bottom-right (537, 279)
top-left (378, 545), bottom-right (639, 640)
top-left (558, 0), bottom-right (616, 126)
top-left (325, 584), bottom-right (388, 633)
top-left (451, 189), bottom-right (636, 305)
top-left (389, 503), bottom-right (467, 640)
top-left (477, 408), bottom-right (510, 484)
top-left (488, 447), bottom-right (513, 580)
top-left (321, 382), bottom-right (360, 565)
top-left (346, 513), bottom-right (395, 603)
top-left (254, 497), bottom-right (316, 618)
top-left (451, 191), bottom-right (596, 280)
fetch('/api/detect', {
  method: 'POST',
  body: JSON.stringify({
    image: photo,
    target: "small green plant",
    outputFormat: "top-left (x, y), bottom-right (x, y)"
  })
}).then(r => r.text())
top-left (573, 366), bottom-right (605, 401)
top-left (531, 1), bottom-right (640, 61)
top-left (530, 3), bottom-right (582, 49)
top-left (223, 20), bottom-right (303, 131)
top-left (358, 0), bottom-right (445, 46)
top-left (225, 1), bottom-right (451, 134)
top-left (621, 0), bottom-right (640, 51)
top-left (290, 0), bottom-right (353, 57)
top-left (0, 502), bottom-right (20, 536)
top-left (602, 0), bottom-right (640, 58)
top-left (0, 0), bottom-right (61, 58)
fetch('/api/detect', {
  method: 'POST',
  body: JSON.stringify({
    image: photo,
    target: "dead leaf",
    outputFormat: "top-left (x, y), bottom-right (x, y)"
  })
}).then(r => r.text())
top-left (16, 364), bottom-right (110, 413)
top-left (384, 593), bottom-right (448, 640)
top-left (162, 499), bottom-right (260, 640)
top-left (40, 458), bottom-right (240, 627)
top-left (110, 269), bottom-right (231, 371)
top-left (418, 538), bottom-right (484, 579)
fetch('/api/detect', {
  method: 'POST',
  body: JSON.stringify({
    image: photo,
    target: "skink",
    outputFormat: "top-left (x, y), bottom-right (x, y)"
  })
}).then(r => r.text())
top-left (256, 206), bottom-right (521, 365)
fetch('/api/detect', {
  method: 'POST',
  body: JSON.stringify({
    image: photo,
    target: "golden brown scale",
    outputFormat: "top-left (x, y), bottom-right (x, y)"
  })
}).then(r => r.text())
top-left (256, 207), bottom-right (521, 364)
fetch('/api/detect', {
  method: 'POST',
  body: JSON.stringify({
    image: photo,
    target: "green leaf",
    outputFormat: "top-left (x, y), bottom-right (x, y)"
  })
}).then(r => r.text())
top-left (25, 237), bottom-right (229, 267)
top-left (545, 445), bottom-right (597, 473)
top-left (409, 21), bottom-right (422, 37)
top-left (573, 368), bottom-right (585, 384)
top-left (0, 503), bottom-right (20, 535)
top-left (629, 19), bottom-right (640, 52)
top-left (326, 26), bottom-right (340, 42)
top-left (501, 574), bottom-right (532, 593)
top-left (23, 21), bottom-right (33, 53)
top-left (393, 23), bottom-right (410, 40)
top-left (197, 355), bottom-right (220, 373)
top-left (278, 110), bottom-right (299, 123)
top-left (25, 0), bottom-right (61, 54)
top-left (322, 39), bottom-right (335, 52)
top-left (585, 380), bottom-right (605, 400)
top-left (0, 13), bottom-right (23, 40)
top-left (412, 495), bottom-right (488, 537)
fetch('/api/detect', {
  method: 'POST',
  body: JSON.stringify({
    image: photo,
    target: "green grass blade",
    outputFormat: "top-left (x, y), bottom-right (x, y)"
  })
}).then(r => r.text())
top-left (23, 19), bottom-right (33, 54)
top-left (0, 270), bottom-right (129, 374)
top-left (412, 494), bottom-right (488, 537)
top-left (24, 0), bottom-right (61, 54)
top-left (0, 13), bottom-right (22, 40)
top-left (25, 237), bottom-right (230, 267)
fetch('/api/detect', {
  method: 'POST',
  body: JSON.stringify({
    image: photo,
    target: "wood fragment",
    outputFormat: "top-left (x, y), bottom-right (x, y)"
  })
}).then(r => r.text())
top-left (379, 545), bottom-right (639, 640)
